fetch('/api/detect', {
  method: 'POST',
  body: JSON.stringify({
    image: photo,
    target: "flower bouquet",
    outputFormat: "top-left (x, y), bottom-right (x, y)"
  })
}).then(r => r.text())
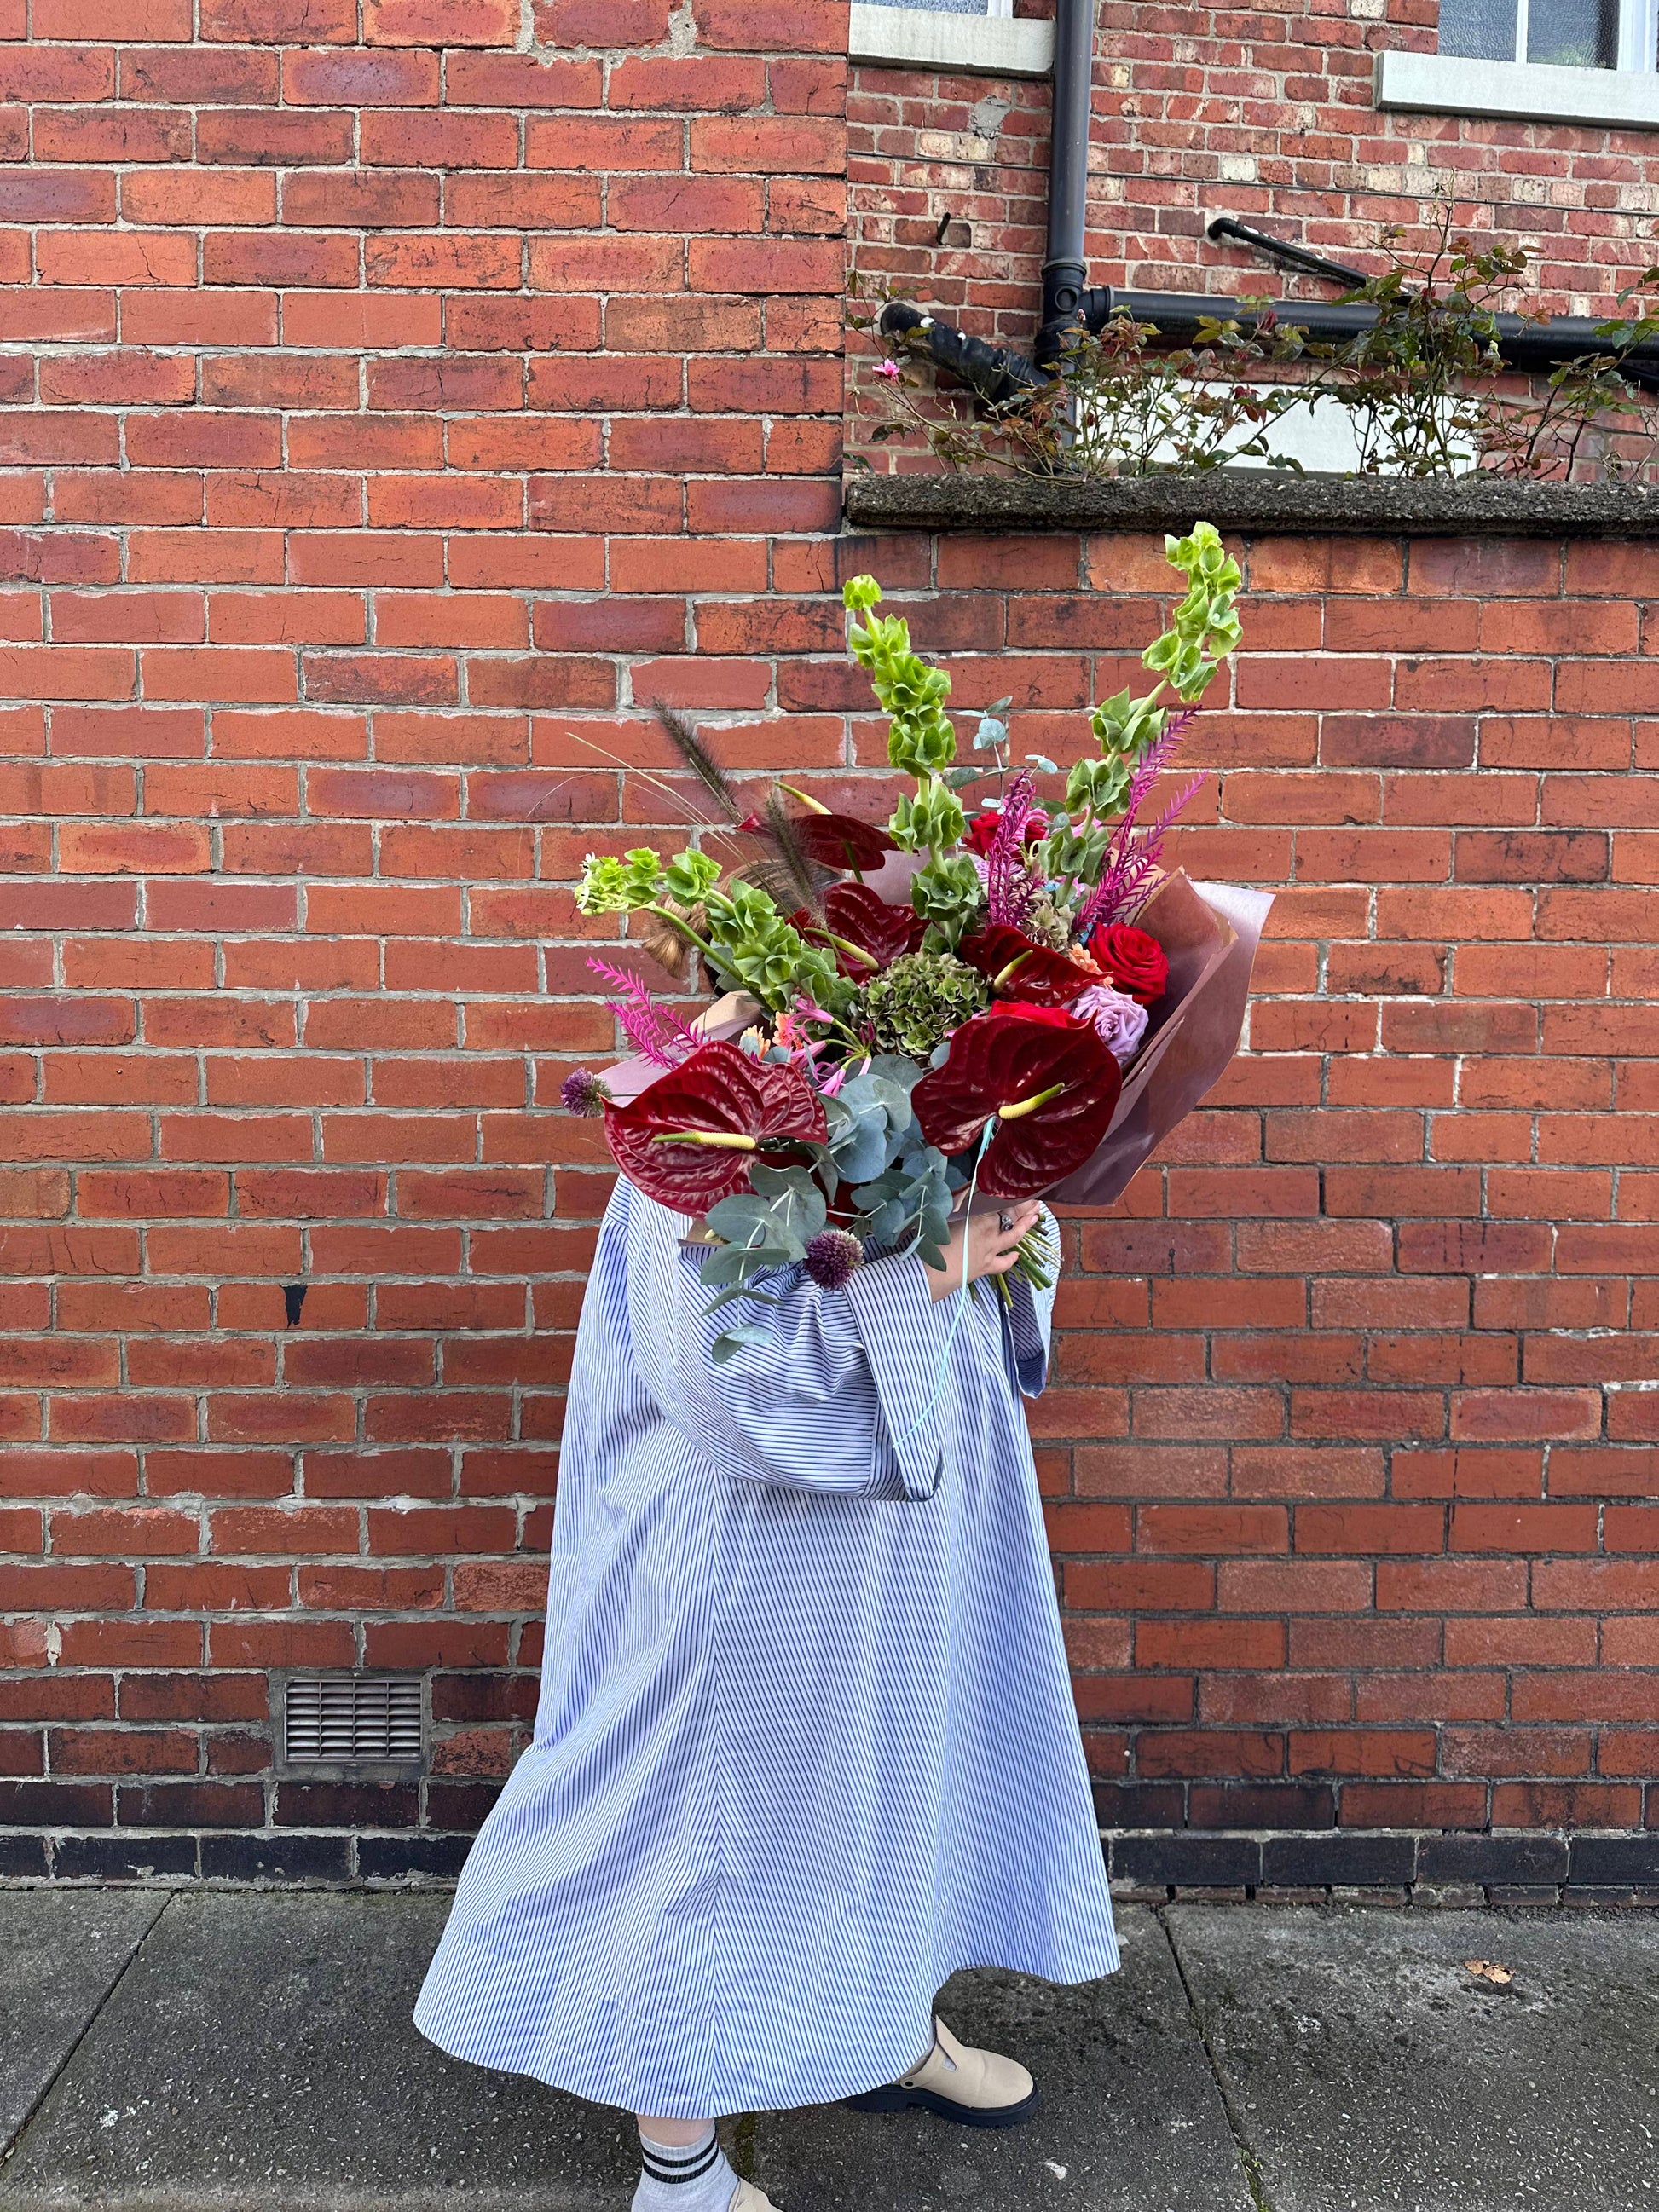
top-left (563, 523), bottom-right (1270, 1359)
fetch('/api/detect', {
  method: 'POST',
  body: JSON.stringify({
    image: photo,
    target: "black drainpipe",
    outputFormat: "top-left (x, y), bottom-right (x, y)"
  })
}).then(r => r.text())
top-left (1036, 0), bottom-right (1095, 372)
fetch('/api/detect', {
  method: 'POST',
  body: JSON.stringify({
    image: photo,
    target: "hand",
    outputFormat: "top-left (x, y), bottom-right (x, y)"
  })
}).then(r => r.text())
top-left (925, 1193), bottom-right (1042, 1302)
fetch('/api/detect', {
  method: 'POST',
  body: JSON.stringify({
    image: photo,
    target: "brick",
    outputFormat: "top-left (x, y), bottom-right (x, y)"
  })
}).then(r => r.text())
top-left (364, 0), bottom-right (517, 38)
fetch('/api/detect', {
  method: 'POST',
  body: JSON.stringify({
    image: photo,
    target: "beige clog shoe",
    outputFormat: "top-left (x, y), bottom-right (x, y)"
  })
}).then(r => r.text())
top-left (844, 2016), bottom-right (1038, 2129)
top-left (728, 2186), bottom-right (778, 2211)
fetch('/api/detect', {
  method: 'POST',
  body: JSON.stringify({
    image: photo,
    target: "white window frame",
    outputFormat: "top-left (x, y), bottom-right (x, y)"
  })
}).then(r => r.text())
top-left (849, 1), bottom-right (1055, 78)
top-left (1378, 0), bottom-right (1659, 127)
top-left (1446, 0), bottom-right (1657, 72)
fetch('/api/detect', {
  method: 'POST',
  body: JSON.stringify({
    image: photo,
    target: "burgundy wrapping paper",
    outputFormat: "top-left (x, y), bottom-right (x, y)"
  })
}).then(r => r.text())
top-left (1049, 873), bottom-right (1273, 1207)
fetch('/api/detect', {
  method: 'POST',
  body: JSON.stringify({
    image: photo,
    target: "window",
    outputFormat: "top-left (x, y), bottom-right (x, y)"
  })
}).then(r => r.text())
top-left (848, 0), bottom-right (1054, 78)
top-left (862, 0), bottom-right (1014, 14)
top-left (1439, 0), bottom-right (1652, 70)
top-left (1375, 0), bottom-right (1659, 126)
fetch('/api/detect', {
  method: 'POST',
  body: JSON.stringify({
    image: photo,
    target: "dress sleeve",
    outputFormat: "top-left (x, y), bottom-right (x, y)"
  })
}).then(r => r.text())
top-left (624, 1186), bottom-right (952, 1502)
top-left (1003, 1207), bottom-right (1058, 1398)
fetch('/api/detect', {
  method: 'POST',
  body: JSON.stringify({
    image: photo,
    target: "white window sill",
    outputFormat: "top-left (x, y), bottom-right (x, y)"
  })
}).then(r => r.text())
top-left (1375, 47), bottom-right (1659, 130)
top-left (848, 3), bottom-right (1055, 78)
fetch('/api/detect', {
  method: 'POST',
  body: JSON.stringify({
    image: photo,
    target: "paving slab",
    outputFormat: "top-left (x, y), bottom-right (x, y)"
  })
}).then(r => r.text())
top-left (1168, 1902), bottom-right (1659, 2212)
top-left (0, 1891), bottom-right (637, 2209)
top-left (0, 1889), bottom-right (167, 2160)
top-left (2, 1892), bottom-right (1248, 2212)
top-left (750, 1907), bottom-right (1253, 2212)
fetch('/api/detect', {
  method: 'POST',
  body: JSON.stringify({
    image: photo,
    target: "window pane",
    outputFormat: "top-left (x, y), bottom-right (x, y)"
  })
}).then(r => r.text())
top-left (861, 0), bottom-right (989, 11)
top-left (1526, 0), bottom-right (1619, 63)
top-left (1437, 0), bottom-right (1520, 57)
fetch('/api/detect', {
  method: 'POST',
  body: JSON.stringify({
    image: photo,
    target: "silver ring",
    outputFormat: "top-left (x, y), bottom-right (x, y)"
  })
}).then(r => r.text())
top-left (998, 1210), bottom-right (1013, 1235)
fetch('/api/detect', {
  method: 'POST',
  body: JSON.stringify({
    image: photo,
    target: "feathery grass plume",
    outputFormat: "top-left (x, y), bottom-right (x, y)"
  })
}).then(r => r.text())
top-left (655, 702), bottom-right (742, 823)
top-left (761, 784), bottom-right (825, 924)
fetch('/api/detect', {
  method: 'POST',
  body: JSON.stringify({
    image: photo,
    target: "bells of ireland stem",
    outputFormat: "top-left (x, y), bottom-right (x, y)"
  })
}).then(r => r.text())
top-left (888, 777), bottom-right (964, 856)
top-left (662, 846), bottom-right (721, 905)
top-left (910, 852), bottom-right (981, 946)
top-left (702, 881), bottom-right (846, 1014)
top-left (576, 847), bottom-right (666, 915)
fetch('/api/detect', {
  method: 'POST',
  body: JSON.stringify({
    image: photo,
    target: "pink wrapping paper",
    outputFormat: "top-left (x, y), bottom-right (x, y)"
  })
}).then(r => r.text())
top-left (596, 871), bottom-right (1273, 1207)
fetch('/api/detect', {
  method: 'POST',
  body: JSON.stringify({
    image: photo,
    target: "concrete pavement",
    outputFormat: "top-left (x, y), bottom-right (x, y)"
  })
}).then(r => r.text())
top-left (1, 1886), bottom-right (1655, 2209)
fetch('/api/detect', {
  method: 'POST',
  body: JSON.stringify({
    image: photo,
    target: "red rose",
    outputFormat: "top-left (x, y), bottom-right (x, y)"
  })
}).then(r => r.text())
top-left (964, 806), bottom-right (1049, 858)
top-left (964, 810), bottom-right (1000, 858)
top-left (1087, 922), bottom-right (1169, 1007)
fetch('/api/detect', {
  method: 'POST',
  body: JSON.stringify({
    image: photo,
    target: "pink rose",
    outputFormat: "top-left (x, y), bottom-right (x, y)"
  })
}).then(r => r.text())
top-left (1070, 984), bottom-right (1149, 1067)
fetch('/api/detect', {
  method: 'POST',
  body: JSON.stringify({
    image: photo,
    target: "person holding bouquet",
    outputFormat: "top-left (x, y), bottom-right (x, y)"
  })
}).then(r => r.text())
top-left (415, 528), bottom-right (1259, 2212)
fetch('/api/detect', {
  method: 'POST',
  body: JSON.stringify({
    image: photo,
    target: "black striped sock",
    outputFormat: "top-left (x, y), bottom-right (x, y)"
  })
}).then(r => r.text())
top-left (634, 2122), bottom-right (736, 2209)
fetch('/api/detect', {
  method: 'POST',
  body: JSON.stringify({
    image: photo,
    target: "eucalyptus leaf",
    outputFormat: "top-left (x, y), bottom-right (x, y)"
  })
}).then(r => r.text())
top-left (705, 1194), bottom-right (783, 1247)
top-left (829, 1111), bottom-right (893, 1186)
top-left (748, 1163), bottom-right (827, 1248)
top-left (701, 1243), bottom-right (796, 1286)
top-left (702, 1281), bottom-right (781, 1316)
top-left (711, 1324), bottom-right (774, 1364)
top-left (866, 1055), bottom-right (925, 1100)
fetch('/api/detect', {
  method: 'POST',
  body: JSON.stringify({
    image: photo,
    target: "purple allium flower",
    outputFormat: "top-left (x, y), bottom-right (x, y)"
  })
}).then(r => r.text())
top-left (1070, 984), bottom-right (1150, 1067)
top-left (560, 1068), bottom-right (611, 1118)
top-left (803, 1227), bottom-right (863, 1290)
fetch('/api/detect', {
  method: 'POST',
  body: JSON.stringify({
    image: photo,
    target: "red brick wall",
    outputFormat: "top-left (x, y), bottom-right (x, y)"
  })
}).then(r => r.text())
top-left (2, 0), bottom-right (1656, 1883)
top-left (0, 0), bottom-right (858, 1879)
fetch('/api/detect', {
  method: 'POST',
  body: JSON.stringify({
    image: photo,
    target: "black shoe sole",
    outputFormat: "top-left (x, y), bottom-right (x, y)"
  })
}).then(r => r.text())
top-left (840, 2083), bottom-right (1040, 2131)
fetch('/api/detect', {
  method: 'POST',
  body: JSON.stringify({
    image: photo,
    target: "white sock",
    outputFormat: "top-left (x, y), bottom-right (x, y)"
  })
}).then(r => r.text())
top-left (632, 2122), bottom-right (737, 2212)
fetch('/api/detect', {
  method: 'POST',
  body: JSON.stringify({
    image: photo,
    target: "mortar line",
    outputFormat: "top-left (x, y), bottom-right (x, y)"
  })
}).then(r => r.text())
top-left (0, 1889), bottom-right (176, 2174)
top-left (1155, 1904), bottom-right (1277, 2212)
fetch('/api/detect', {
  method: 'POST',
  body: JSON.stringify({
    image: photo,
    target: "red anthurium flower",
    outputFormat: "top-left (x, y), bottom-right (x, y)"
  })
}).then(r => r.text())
top-left (822, 881), bottom-right (927, 970)
top-left (1087, 921), bottom-right (1169, 1008)
top-left (911, 1008), bottom-right (1122, 1199)
top-left (792, 811), bottom-right (897, 875)
top-left (959, 924), bottom-right (1099, 1008)
top-left (982, 1002), bottom-right (1076, 1029)
top-left (604, 1041), bottom-right (826, 1213)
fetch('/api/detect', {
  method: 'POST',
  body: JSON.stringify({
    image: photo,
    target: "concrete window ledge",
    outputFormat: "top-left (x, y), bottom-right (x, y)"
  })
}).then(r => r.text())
top-left (849, 3), bottom-right (1055, 78)
top-left (1376, 48), bottom-right (1659, 131)
top-left (842, 471), bottom-right (1659, 539)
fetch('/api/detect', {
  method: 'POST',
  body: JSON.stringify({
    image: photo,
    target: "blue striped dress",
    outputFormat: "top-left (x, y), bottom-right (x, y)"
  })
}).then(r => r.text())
top-left (413, 1181), bottom-right (1119, 2117)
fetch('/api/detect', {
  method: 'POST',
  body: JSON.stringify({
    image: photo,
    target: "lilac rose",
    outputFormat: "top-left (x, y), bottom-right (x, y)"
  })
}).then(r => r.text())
top-left (1071, 983), bottom-right (1149, 1067)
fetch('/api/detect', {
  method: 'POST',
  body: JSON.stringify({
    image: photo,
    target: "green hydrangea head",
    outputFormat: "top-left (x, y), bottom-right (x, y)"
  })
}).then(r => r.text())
top-left (855, 950), bottom-right (989, 1063)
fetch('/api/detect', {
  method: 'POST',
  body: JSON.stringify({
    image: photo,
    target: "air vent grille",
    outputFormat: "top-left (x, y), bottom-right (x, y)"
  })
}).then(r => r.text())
top-left (285, 1675), bottom-right (423, 1765)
